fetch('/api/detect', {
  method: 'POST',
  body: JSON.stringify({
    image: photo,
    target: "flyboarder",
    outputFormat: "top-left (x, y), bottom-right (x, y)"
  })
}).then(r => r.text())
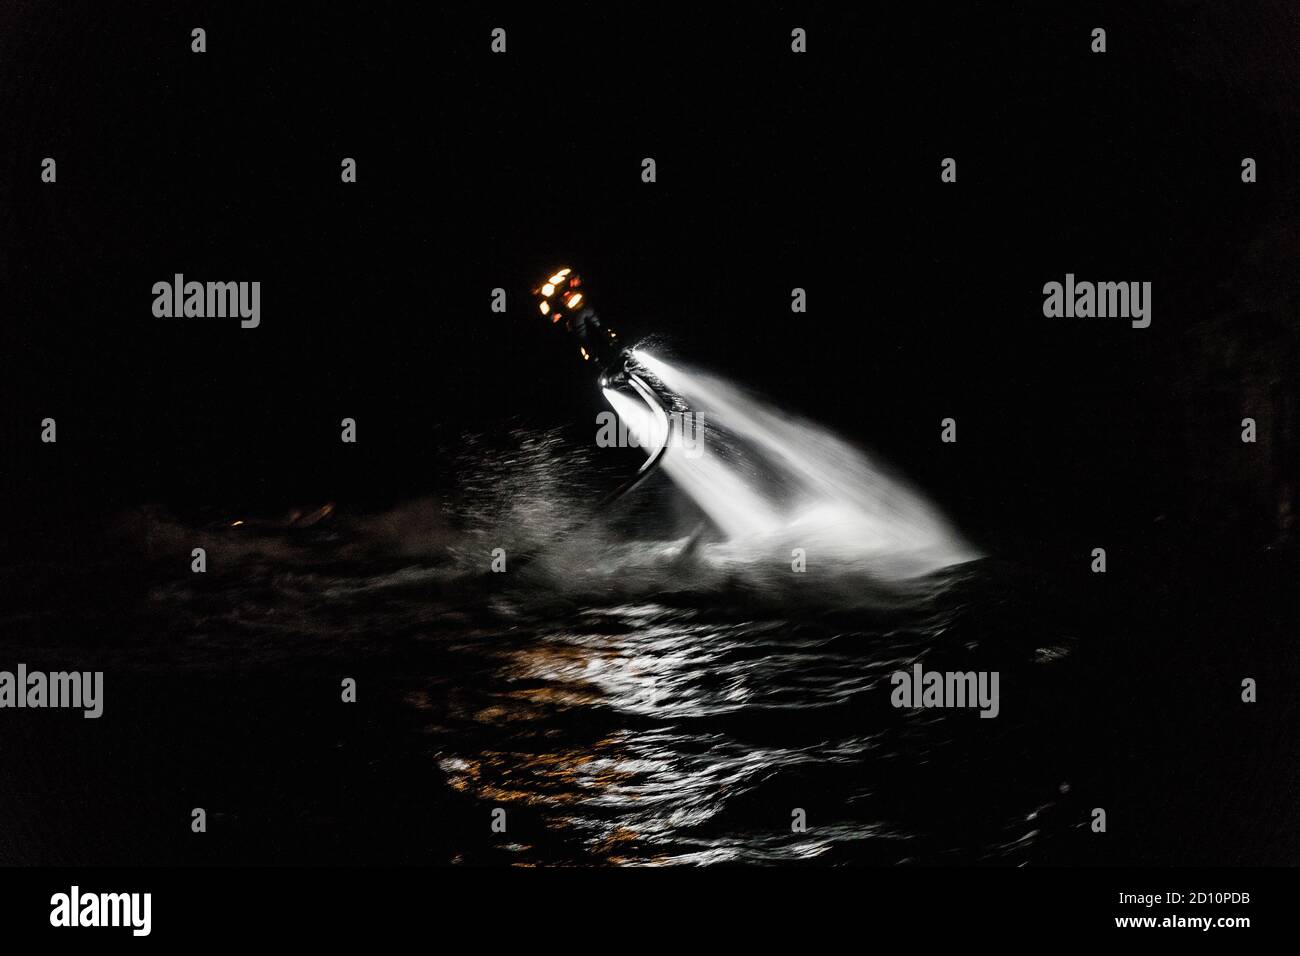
top-left (531, 267), bottom-right (627, 380)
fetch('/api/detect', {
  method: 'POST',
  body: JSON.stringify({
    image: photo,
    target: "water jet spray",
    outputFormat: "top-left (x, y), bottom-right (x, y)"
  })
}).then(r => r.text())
top-left (530, 268), bottom-right (977, 579)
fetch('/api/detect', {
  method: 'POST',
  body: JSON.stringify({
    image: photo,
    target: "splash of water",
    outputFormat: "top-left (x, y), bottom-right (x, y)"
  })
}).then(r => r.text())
top-left (608, 351), bottom-right (978, 581)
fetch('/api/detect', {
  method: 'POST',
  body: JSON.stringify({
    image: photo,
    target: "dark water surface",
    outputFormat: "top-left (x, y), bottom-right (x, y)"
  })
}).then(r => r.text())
top-left (2, 456), bottom-right (1296, 867)
top-left (0, 504), bottom-right (1101, 866)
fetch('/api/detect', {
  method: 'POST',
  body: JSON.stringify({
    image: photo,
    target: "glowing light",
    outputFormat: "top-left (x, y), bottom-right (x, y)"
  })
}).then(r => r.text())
top-left (549, 269), bottom-right (571, 283)
top-left (541, 283), bottom-right (555, 297)
top-left (579, 346), bottom-right (590, 360)
top-left (230, 520), bottom-right (244, 527)
top-left (566, 292), bottom-right (583, 308)
top-left (539, 301), bottom-right (550, 315)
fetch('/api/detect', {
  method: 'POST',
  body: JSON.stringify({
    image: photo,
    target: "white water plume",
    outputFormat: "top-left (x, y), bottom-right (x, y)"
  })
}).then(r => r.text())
top-left (609, 351), bottom-right (979, 581)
